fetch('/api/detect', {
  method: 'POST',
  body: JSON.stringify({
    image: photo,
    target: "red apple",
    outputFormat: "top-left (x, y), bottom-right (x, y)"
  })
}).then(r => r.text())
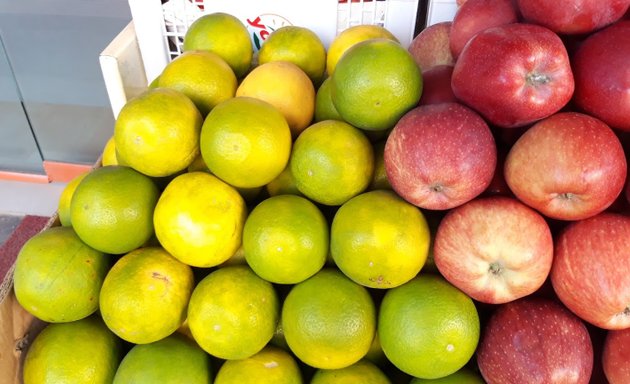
top-left (477, 297), bottom-right (594, 384)
top-left (504, 112), bottom-right (627, 221)
top-left (572, 20), bottom-right (630, 132)
top-left (517, 0), bottom-right (630, 35)
top-left (434, 196), bottom-right (553, 304)
top-left (417, 65), bottom-right (456, 106)
top-left (384, 102), bottom-right (496, 210)
top-left (603, 328), bottom-right (630, 383)
top-left (407, 21), bottom-right (454, 72)
top-left (449, 0), bottom-right (520, 59)
top-left (551, 213), bottom-right (630, 330)
top-left (451, 23), bottom-right (574, 128)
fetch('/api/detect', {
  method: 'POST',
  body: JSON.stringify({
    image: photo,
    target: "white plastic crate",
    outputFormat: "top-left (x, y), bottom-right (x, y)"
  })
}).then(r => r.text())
top-left (128, 0), bottom-right (427, 83)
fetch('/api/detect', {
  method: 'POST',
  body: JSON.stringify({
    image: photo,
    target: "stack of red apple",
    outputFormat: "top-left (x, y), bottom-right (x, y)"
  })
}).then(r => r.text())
top-left (395, 0), bottom-right (630, 383)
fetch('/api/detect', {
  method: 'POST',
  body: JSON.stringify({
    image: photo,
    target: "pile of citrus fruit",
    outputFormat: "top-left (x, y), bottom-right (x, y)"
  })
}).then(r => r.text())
top-left (13, 12), bottom-right (485, 384)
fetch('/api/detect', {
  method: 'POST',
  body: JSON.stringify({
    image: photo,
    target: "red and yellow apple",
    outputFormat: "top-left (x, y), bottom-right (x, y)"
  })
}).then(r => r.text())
top-left (434, 196), bottom-right (553, 304)
top-left (384, 102), bottom-right (496, 210)
top-left (504, 112), bottom-right (627, 221)
top-left (551, 213), bottom-right (630, 330)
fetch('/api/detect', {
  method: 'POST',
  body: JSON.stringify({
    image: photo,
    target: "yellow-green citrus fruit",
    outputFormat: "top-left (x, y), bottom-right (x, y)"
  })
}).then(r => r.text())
top-left (183, 12), bottom-right (253, 78)
top-left (57, 172), bottom-right (88, 227)
top-left (310, 359), bottom-right (391, 384)
top-left (331, 190), bottom-right (430, 289)
top-left (13, 226), bottom-right (110, 323)
top-left (99, 247), bottom-right (194, 344)
top-left (378, 274), bottom-right (480, 379)
top-left (112, 333), bottom-right (212, 384)
top-left (289, 119), bottom-right (374, 206)
top-left (158, 50), bottom-right (237, 116)
top-left (369, 140), bottom-right (391, 190)
top-left (200, 97), bottom-right (292, 188)
top-left (187, 265), bottom-right (280, 360)
top-left (69, 165), bottom-right (159, 255)
top-left (281, 268), bottom-right (376, 369)
top-left (265, 165), bottom-right (303, 197)
top-left (331, 39), bottom-right (422, 131)
top-left (114, 88), bottom-right (202, 177)
top-left (243, 194), bottom-right (329, 284)
top-left (23, 316), bottom-right (122, 384)
top-left (326, 24), bottom-right (399, 76)
top-left (153, 172), bottom-right (246, 267)
top-left (101, 136), bottom-right (118, 166)
top-left (214, 345), bottom-right (303, 384)
top-left (314, 77), bottom-right (342, 122)
top-left (258, 25), bottom-right (326, 85)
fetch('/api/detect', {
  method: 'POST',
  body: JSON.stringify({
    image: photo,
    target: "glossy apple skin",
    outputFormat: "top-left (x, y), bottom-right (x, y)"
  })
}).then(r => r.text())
top-left (603, 328), bottom-right (630, 383)
top-left (551, 213), bottom-right (630, 330)
top-left (477, 297), bottom-right (594, 384)
top-left (517, 0), bottom-right (630, 34)
top-left (573, 20), bottom-right (630, 132)
top-left (504, 112), bottom-right (627, 221)
top-left (449, 0), bottom-right (520, 59)
top-left (417, 65), bottom-right (456, 106)
top-left (434, 196), bottom-right (553, 304)
top-left (407, 21), bottom-right (454, 73)
top-left (451, 23), bottom-right (574, 128)
top-left (384, 102), bottom-right (496, 210)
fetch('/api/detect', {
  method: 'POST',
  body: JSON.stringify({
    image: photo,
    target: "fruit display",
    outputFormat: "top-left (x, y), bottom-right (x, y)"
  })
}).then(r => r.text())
top-left (9, 2), bottom-right (630, 383)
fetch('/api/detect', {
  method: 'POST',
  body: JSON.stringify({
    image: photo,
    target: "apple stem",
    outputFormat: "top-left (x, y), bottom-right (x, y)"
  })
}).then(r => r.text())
top-left (430, 184), bottom-right (444, 193)
top-left (555, 192), bottom-right (577, 201)
top-left (526, 72), bottom-right (551, 85)
top-left (489, 262), bottom-right (503, 275)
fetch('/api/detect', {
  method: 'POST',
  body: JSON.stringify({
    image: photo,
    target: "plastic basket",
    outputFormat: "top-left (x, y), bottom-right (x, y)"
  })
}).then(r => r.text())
top-left (128, 0), bottom-right (429, 83)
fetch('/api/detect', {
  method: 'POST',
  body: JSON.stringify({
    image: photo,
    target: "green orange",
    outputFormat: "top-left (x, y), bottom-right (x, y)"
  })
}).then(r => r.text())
top-left (331, 38), bottom-right (422, 131)
top-left (310, 359), bottom-right (391, 384)
top-left (331, 190), bottom-right (430, 289)
top-left (57, 172), bottom-right (88, 227)
top-left (13, 226), bottom-right (110, 323)
top-left (378, 274), bottom-right (480, 379)
top-left (314, 77), bottom-right (342, 122)
top-left (113, 333), bottom-right (212, 383)
top-left (153, 171), bottom-right (246, 267)
top-left (158, 50), bottom-right (237, 116)
top-left (281, 268), bottom-right (376, 369)
top-left (114, 88), bottom-right (202, 177)
top-left (258, 25), bottom-right (326, 85)
top-left (187, 265), bottom-right (280, 360)
top-left (214, 345), bottom-right (303, 384)
top-left (243, 194), bottom-right (329, 284)
top-left (200, 96), bottom-right (292, 188)
top-left (23, 316), bottom-right (122, 384)
top-left (183, 12), bottom-right (253, 78)
top-left (326, 24), bottom-right (399, 76)
top-left (69, 165), bottom-right (159, 255)
top-left (289, 119), bottom-right (374, 206)
top-left (99, 247), bottom-right (195, 344)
